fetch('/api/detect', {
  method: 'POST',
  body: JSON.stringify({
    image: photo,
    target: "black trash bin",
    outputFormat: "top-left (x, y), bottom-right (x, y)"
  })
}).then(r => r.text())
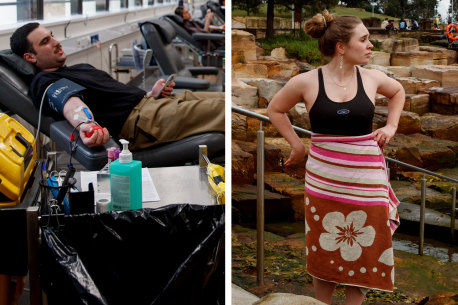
top-left (39, 204), bottom-right (225, 305)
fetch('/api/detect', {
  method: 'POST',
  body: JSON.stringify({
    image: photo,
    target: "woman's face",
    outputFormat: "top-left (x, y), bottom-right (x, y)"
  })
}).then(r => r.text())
top-left (343, 23), bottom-right (373, 65)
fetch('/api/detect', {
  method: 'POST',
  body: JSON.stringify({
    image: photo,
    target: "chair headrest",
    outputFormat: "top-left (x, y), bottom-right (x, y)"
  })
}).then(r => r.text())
top-left (150, 20), bottom-right (176, 44)
top-left (166, 14), bottom-right (184, 26)
top-left (0, 49), bottom-right (37, 79)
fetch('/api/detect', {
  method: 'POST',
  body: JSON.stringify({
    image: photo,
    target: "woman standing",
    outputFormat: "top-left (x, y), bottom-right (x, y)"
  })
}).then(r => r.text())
top-left (267, 10), bottom-right (405, 304)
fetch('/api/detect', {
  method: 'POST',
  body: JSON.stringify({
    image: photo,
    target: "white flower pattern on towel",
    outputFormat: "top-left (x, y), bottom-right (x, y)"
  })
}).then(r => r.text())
top-left (319, 210), bottom-right (376, 262)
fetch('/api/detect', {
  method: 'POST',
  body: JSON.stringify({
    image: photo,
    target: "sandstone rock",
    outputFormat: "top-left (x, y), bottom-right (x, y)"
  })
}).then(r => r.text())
top-left (420, 113), bottom-right (458, 141)
top-left (232, 110), bottom-right (248, 141)
top-left (234, 139), bottom-right (283, 172)
top-left (419, 87), bottom-right (458, 114)
top-left (386, 66), bottom-right (412, 77)
top-left (232, 50), bottom-right (246, 65)
top-left (246, 108), bottom-right (281, 140)
top-left (232, 141), bottom-right (255, 184)
top-left (289, 102), bottom-right (311, 131)
top-left (256, 45), bottom-right (265, 59)
top-left (409, 94), bottom-right (430, 115)
top-left (375, 93), bottom-right (429, 114)
top-left (239, 78), bottom-right (285, 104)
top-left (264, 137), bottom-right (310, 180)
top-left (232, 30), bottom-right (257, 62)
top-left (254, 293), bottom-right (326, 305)
top-left (270, 47), bottom-right (287, 60)
top-left (411, 65), bottom-right (458, 88)
top-left (419, 45), bottom-right (458, 65)
top-left (232, 184), bottom-right (293, 223)
top-left (233, 62), bottom-right (269, 79)
top-left (391, 51), bottom-right (448, 66)
top-left (370, 38), bottom-right (419, 52)
top-left (296, 61), bottom-right (315, 74)
top-left (264, 172), bottom-right (305, 220)
top-left (395, 77), bottom-right (440, 94)
top-left (231, 78), bottom-right (259, 107)
top-left (386, 133), bottom-right (457, 171)
top-left (246, 17), bottom-right (267, 29)
top-left (364, 64), bottom-right (395, 78)
top-left (232, 18), bottom-right (246, 29)
top-left (391, 180), bottom-right (453, 211)
top-left (373, 106), bottom-right (421, 134)
top-left (368, 51), bottom-right (391, 66)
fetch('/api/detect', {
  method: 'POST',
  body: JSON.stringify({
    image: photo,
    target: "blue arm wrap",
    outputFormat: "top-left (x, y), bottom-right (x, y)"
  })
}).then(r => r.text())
top-left (46, 78), bottom-right (86, 114)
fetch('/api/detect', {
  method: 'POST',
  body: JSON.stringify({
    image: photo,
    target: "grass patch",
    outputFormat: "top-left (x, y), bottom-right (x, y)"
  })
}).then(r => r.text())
top-left (330, 6), bottom-right (397, 21)
top-left (258, 30), bottom-right (323, 65)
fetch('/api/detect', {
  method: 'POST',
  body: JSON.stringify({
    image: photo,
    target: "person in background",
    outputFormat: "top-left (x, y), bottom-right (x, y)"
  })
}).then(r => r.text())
top-left (399, 18), bottom-right (406, 30)
top-left (381, 17), bottom-right (389, 29)
top-left (267, 9), bottom-right (404, 305)
top-left (411, 18), bottom-right (419, 30)
top-left (434, 14), bottom-right (441, 30)
top-left (175, 5), bottom-right (224, 34)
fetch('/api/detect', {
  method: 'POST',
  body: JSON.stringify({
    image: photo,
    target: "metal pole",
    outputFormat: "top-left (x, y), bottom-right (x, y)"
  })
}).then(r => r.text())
top-left (419, 175), bottom-right (426, 255)
top-left (451, 185), bottom-right (456, 242)
top-left (256, 121), bottom-right (265, 286)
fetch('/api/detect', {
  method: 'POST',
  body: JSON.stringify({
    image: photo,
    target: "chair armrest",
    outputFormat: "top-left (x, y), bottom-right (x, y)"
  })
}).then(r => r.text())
top-left (188, 66), bottom-right (219, 76)
top-left (50, 121), bottom-right (119, 170)
top-left (192, 33), bottom-right (225, 41)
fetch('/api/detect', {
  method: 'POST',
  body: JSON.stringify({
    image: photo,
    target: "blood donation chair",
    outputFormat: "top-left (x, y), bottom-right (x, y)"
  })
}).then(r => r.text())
top-left (139, 19), bottom-right (222, 90)
top-left (160, 14), bottom-right (224, 67)
top-left (0, 50), bottom-right (224, 170)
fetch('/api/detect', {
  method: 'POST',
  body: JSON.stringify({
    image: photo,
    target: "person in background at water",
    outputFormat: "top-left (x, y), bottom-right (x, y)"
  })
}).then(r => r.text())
top-left (267, 10), bottom-right (405, 305)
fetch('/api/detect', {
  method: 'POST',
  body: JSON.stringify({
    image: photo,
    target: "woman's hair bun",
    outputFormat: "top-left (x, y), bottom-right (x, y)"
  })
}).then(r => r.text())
top-left (305, 9), bottom-right (335, 38)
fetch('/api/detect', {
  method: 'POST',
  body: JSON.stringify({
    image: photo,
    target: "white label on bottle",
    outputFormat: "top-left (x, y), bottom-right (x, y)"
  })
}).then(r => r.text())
top-left (111, 174), bottom-right (130, 210)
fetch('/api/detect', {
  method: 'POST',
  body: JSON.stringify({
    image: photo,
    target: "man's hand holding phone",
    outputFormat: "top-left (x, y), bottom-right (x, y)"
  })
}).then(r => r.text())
top-left (150, 74), bottom-right (176, 98)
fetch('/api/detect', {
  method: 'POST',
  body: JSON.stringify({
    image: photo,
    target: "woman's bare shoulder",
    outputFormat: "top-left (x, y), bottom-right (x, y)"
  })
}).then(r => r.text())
top-left (287, 68), bottom-right (319, 86)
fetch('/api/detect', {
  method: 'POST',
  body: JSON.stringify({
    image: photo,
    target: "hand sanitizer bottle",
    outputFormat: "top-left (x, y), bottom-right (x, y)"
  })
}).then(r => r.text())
top-left (110, 139), bottom-right (142, 210)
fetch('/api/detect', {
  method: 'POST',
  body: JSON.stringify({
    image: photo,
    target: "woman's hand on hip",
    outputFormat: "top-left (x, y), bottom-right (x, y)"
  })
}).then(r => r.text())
top-left (373, 125), bottom-right (397, 147)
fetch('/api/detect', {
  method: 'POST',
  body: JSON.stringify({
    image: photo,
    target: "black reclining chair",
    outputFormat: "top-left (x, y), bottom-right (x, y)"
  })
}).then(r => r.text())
top-left (139, 19), bottom-right (221, 90)
top-left (161, 14), bottom-right (224, 67)
top-left (0, 50), bottom-right (224, 170)
top-left (206, 1), bottom-right (225, 24)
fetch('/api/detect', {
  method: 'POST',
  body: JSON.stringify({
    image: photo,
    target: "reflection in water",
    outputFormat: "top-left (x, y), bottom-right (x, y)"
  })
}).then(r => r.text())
top-left (393, 232), bottom-right (458, 263)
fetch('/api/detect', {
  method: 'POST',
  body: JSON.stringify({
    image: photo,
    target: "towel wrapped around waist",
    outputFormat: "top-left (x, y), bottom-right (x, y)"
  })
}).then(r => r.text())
top-left (305, 133), bottom-right (400, 292)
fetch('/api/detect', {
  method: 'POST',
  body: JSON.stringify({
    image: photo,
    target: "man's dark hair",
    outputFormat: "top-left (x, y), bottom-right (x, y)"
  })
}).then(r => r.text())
top-left (175, 6), bottom-right (184, 17)
top-left (10, 22), bottom-right (40, 56)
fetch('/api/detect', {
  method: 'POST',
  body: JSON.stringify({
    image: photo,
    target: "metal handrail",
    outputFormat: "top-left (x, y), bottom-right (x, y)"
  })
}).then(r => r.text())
top-left (232, 105), bottom-right (458, 184)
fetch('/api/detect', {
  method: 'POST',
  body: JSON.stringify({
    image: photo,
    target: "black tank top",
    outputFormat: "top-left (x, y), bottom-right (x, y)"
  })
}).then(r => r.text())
top-left (309, 67), bottom-right (375, 136)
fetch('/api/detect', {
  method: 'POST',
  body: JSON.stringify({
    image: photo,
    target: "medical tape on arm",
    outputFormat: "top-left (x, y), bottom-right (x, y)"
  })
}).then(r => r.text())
top-left (46, 78), bottom-right (86, 114)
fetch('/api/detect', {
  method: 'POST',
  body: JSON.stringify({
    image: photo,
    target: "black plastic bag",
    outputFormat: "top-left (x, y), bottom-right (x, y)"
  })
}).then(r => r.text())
top-left (39, 204), bottom-right (225, 305)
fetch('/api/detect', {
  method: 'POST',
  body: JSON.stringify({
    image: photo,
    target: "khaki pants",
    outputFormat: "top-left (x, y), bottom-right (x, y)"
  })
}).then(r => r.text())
top-left (120, 91), bottom-right (225, 150)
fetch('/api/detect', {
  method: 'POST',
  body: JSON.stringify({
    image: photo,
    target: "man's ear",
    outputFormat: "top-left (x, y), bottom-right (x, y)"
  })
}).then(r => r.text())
top-left (23, 52), bottom-right (36, 64)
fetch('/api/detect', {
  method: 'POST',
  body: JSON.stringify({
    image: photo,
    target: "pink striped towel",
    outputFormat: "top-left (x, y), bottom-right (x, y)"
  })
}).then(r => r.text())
top-left (305, 133), bottom-right (400, 292)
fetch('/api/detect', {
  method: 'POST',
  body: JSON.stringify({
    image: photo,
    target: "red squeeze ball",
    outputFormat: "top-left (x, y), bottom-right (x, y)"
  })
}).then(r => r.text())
top-left (85, 125), bottom-right (103, 138)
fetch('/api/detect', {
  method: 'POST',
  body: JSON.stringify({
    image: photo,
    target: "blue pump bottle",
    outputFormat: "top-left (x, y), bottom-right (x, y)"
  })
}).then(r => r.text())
top-left (110, 139), bottom-right (142, 210)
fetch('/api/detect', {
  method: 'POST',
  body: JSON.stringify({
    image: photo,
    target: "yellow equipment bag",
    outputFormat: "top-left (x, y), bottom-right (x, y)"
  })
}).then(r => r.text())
top-left (0, 113), bottom-right (36, 206)
top-left (207, 163), bottom-right (225, 204)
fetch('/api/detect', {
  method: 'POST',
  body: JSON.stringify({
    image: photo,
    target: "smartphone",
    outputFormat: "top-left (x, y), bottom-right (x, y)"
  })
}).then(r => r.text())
top-left (155, 74), bottom-right (176, 98)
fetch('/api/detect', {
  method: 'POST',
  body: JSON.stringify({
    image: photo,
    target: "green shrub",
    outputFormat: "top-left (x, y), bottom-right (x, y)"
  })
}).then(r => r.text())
top-left (258, 30), bottom-right (323, 65)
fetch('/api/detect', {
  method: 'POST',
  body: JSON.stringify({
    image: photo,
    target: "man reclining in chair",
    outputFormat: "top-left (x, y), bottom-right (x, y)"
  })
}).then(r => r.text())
top-left (10, 23), bottom-right (225, 151)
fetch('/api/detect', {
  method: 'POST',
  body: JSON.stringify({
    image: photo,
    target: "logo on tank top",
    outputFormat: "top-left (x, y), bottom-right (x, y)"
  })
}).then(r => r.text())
top-left (337, 109), bottom-right (350, 115)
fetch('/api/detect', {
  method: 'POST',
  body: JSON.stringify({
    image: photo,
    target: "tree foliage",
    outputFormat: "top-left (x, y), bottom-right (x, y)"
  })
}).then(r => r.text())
top-left (376, 0), bottom-right (437, 20)
top-left (233, 0), bottom-right (263, 16)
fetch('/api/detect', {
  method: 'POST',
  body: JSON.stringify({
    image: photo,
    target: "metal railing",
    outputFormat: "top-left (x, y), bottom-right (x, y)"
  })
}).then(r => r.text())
top-left (232, 105), bottom-right (457, 285)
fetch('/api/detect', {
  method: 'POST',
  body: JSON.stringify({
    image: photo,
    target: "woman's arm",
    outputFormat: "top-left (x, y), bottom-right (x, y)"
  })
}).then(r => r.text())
top-left (267, 75), bottom-right (309, 166)
top-left (371, 70), bottom-right (405, 147)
